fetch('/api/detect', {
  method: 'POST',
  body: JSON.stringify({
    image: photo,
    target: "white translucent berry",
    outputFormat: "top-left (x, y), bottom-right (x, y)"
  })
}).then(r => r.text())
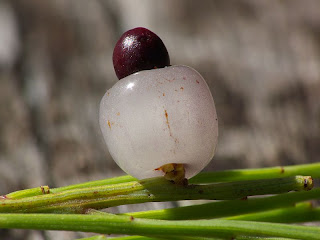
top-left (99, 65), bottom-right (218, 179)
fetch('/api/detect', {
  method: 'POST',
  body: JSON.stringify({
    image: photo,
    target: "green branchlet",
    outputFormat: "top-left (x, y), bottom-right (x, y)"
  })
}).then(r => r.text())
top-left (0, 176), bottom-right (312, 213)
top-left (0, 162), bottom-right (319, 240)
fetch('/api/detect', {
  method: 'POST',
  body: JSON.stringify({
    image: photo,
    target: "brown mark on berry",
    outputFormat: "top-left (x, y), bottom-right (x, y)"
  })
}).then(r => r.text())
top-left (163, 108), bottom-right (179, 152)
top-left (280, 166), bottom-right (285, 173)
top-left (164, 110), bottom-right (172, 137)
top-left (165, 78), bottom-right (175, 83)
top-left (196, 80), bottom-right (200, 84)
top-left (156, 79), bottom-right (164, 85)
top-left (107, 120), bottom-right (111, 129)
top-left (130, 216), bottom-right (135, 221)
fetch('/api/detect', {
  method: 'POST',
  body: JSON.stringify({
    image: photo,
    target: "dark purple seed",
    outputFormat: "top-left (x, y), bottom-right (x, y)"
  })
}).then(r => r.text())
top-left (113, 27), bottom-right (170, 80)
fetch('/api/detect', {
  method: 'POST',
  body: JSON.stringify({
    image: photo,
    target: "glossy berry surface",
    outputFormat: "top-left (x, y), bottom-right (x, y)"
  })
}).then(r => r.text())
top-left (100, 66), bottom-right (218, 179)
top-left (113, 27), bottom-right (170, 80)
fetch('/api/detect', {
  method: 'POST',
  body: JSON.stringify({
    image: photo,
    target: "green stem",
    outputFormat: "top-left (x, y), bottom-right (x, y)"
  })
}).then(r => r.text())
top-left (86, 211), bottom-right (224, 240)
top-left (5, 175), bottom-right (137, 199)
top-left (4, 186), bottom-right (51, 199)
top-left (107, 237), bottom-right (156, 240)
top-left (76, 235), bottom-right (108, 240)
top-left (236, 237), bottom-right (296, 240)
top-left (106, 236), bottom-right (221, 240)
top-left (190, 162), bottom-right (320, 184)
top-left (123, 187), bottom-right (320, 220)
top-left (4, 162), bottom-right (320, 200)
top-left (68, 232), bottom-right (217, 240)
top-left (226, 202), bottom-right (320, 223)
top-left (0, 176), bottom-right (312, 214)
top-left (0, 214), bottom-right (319, 240)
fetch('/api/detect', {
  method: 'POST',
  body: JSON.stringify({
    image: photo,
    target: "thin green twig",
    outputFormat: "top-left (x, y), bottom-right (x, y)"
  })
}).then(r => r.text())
top-left (0, 176), bottom-right (312, 213)
top-left (122, 187), bottom-right (320, 220)
top-left (236, 237), bottom-right (296, 240)
top-left (190, 162), bottom-right (320, 183)
top-left (106, 237), bottom-right (156, 240)
top-left (76, 235), bottom-right (108, 240)
top-left (4, 162), bottom-right (320, 200)
top-left (5, 175), bottom-right (136, 199)
top-left (105, 236), bottom-right (221, 240)
top-left (226, 202), bottom-right (320, 223)
top-left (0, 213), bottom-right (319, 240)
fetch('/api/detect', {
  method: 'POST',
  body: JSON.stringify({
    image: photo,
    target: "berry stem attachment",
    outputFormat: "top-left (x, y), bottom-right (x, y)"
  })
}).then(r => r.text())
top-left (155, 163), bottom-right (187, 185)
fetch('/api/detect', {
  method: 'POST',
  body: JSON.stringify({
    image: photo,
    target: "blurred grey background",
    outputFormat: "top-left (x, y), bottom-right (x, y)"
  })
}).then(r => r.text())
top-left (0, 0), bottom-right (319, 239)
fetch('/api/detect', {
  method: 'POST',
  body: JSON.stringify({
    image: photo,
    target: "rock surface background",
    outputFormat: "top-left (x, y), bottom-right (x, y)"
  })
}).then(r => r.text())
top-left (0, 1), bottom-right (319, 239)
